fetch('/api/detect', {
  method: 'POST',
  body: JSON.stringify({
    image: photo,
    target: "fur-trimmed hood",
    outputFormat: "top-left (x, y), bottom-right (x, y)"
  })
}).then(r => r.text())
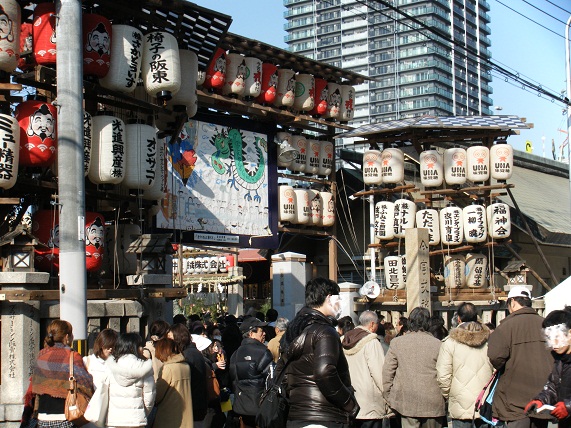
top-left (448, 321), bottom-right (489, 347)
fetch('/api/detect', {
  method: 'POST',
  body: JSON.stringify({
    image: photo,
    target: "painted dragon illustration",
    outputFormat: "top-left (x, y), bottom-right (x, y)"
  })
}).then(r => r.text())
top-left (210, 128), bottom-right (267, 201)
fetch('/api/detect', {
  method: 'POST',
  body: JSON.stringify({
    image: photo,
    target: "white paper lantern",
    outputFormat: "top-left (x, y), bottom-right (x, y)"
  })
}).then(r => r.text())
top-left (197, 257), bottom-right (209, 274)
top-left (381, 148), bottom-right (404, 184)
top-left (275, 68), bottom-right (296, 107)
top-left (278, 185), bottom-right (296, 223)
top-left (339, 84), bottom-right (355, 121)
top-left (0, 114), bottom-right (19, 189)
top-left (444, 255), bottom-right (466, 288)
top-left (374, 200), bottom-right (395, 240)
top-left (293, 188), bottom-right (311, 224)
top-left (222, 52), bottom-right (246, 96)
top-left (83, 111), bottom-right (92, 177)
top-left (320, 191), bottom-right (335, 227)
top-left (290, 135), bottom-right (307, 173)
top-left (490, 143), bottom-right (513, 181)
top-left (143, 138), bottom-right (166, 201)
top-left (463, 204), bottom-right (487, 243)
top-left (384, 256), bottom-right (403, 290)
top-left (416, 208), bottom-right (440, 245)
top-left (400, 255), bottom-right (407, 289)
top-left (99, 25), bottom-right (143, 94)
top-left (184, 257), bottom-right (196, 275)
top-left (197, 69), bottom-right (206, 86)
top-left (142, 31), bottom-right (181, 103)
top-left (0, 0), bottom-right (20, 73)
top-left (487, 202), bottom-right (511, 239)
top-left (243, 56), bottom-right (262, 100)
top-left (444, 147), bottom-right (467, 186)
top-left (89, 113), bottom-right (126, 184)
top-left (208, 256), bottom-right (219, 273)
top-left (393, 199), bottom-right (416, 238)
top-left (440, 205), bottom-right (463, 245)
top-left (122, 122), bottom-right (157, 190)
top-left (170, 50), bottom-right (198, 117)
top-left (325, 82), bottom-right (341, 119)
top-left (466, 145), bottom-right (490, 182)
top-left (420, 149), bottom-right (443, 188)
top-left (305, 139), bottom-right (320, 175)
top-left (318, 141), bottom-right (334, 177)
top-left (363, 149), bottom-right (383, 186)
top-left (308, 189), bottom-right (321, 225)
top-left (218, 255), bottom-right (228, 273)
top-left (276, 131), bottom-right (296, 168)
top-left (293, 73), bottom-right (315, 111)
top-left (466, 253), bottom-right (488, 288)
top-left (172, 258), bottom-right (179, 275)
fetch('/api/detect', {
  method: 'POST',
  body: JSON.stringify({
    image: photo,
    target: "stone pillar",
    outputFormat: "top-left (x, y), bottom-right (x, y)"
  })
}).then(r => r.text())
top-left (271, 252), bottom-right (308, 321)
top-left (338, 282), bottom-right (360, 324)
top-left (227, 266), bottom-right (244, 317)
top-left (405, 228), bottom-right (431, 314)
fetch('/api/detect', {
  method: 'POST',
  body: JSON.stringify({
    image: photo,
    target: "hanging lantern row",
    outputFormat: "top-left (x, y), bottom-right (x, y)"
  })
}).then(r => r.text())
top-left (275, 132), bottom-right (334, 176)
top-left (374, 201), bottom-right (511, 243)
top-left (173, 255), bottom-right (235, 276)
top-left (278, 185), bottom-right (335, 227)
top-left (444, 253), bottom-right (489, 289)
top-left (364, 144), bottom-right (514, 187)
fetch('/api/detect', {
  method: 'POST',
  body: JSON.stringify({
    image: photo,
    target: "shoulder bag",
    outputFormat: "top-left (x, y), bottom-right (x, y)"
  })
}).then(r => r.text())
top-left (65, 351), bottom-right (90, 426)
top-left (84, 373), bottom-right (109, 428)
top-left (474, 369), bottom-right (501, 426)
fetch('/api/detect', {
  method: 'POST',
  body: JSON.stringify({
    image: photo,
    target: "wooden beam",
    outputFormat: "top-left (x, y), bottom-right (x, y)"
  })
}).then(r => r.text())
top-left (352, 184), bottom-right (418, 198)
top-left (0, 287), bottom-right (188, 301)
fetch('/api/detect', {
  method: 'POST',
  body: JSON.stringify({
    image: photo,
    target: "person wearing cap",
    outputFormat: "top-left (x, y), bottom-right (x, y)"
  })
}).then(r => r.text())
top-left (228, 316), bottom-right (273, 428)
top-left (487, 285), bottom-right (553, 428)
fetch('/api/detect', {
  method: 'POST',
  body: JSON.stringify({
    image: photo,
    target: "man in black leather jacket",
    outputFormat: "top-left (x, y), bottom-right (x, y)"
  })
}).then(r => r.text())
top-left (281, 277), bottom-right (360, 428)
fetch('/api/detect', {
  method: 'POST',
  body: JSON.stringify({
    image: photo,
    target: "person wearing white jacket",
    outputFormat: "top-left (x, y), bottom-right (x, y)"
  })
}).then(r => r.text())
top-left (105, 332), bottom-right (156, 428)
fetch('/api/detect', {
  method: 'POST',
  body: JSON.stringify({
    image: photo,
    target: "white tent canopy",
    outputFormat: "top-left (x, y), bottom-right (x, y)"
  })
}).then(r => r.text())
top-left (544, 276), bottom-right (571, 316)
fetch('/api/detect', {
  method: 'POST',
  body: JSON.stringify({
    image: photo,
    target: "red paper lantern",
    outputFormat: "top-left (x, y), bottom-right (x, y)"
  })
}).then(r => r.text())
top-left (15, 100), bottom-right (57, 167)
top-left (311, 78), bottom-right (328, 116)
top-left (203, 47), bottom-right (226, 91)
top-left (82, 13), bottom-right (112, 78)
top-left (256, 63), bottom-right (277, 105)
top-left (84, 212), bottom-right (105, 272)
top-left (0, 0), bottom-right (20, 73)
top-left (18, 22), bottom-right (33, 70)
top-left (32, 2), bottom-right (56, 66)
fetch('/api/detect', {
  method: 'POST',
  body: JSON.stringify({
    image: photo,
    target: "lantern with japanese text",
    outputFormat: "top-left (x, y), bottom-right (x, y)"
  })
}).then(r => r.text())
top-left (294, 73), bottom-right (315, 112)
top-left (486, 202), bottom-right (511, 239)
top-left (318, 140), bottom-right (334, 177)
top-left (16, 100), bottom-right (57, 167)
top-left (83, 111), bottom-right (92, 177)
top-left (374, 200), bottom-right (395, 240)
top-left (384, 255), bottom-right (405, 290)
top-left (305, 139), bottom-right (320, 175)
top-left (293, 188), bottom-right (310, 224)
top-left (463, 203), bottom-right (487, 244)
top-left (440, 204), bottom-right (463, 245)
top-left (82, 14), bottom-right (112, 78)
top-left (204, 48), bottom-right (226, 91)
top-left (416, 208), bottom-right (440, 245)
top-left (307, 189), bottom-right (321, 225)
top-left (444, 255), bottom-right (466, 288)
top-left (218, 255), bottom-right (228, 273)
top-left (243, 56), bottom-right (262, 100)
top-left (99, 25), bottom-right (143, 93)
top-left (420, 149), bottom-right (443, 188)
top-left (170, 49), bottom-right (198, 117)
top-left (172, 258), bottom-right (179, 275)
top-left (278, 185), bottom-right (296, 223)
top-left (0, 113), bottom-right (19, 189)
top-left (256, 62), bottom-right (277, 104)
top-left (290, 134), bottom-right (307, 173)
top-left (122, 121), bottom-right (157, 190)
top-left (466, 253), bottom-right (488, 288)
top-left (0, 0), bottom-right (20, 72)
top-left (490, 143), bottom-right (513, 181)
top-left (208, 256), bottom-right (219, 273)
top-left (381, 148), bottom-right (404, 184)
top-left (325, 82), bottom-right (341, 119)
top-left (276, 131), bottom-right (297, 169)
top-left (466, 145), bottom-right (490, 182)
top-left (311, 77), bottom-right (329, 116)
top-left (363, 149), bottom-right (383, 185)
top-left (142, 31), bottom-right (181, 104)
top-left (183, 256), bottom-right (195, 275)
top-left (143, 138), bottom-right (166, 201)
top-left (33, 2), bottom-right (56, 66)
top-left (393, 198), bottom-right (416, 238)
top-left (444, 147), bottom-right (467, 186)
top-left (222, 52), bottom-right (246, 96)
top-left (88, 112), bottom-right (125, 184)
top-left (275, 68), bottom-right (295, 108)
top-left (339, 85), bottom-right (355, 121)
top-left (320, 191), bottom-right (335, 227)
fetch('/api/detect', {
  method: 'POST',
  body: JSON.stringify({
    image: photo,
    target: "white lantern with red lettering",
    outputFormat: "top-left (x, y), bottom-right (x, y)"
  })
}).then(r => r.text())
top-left (467, 145), bottom-right (490, 182)
top-left (487, 202), bottom-right (511, 239)
top-left (275, 68), bottom-right (296, 107)
top-left (339, 85), bottom-right (355, 121)
top-left (308, 189), bottom-right (321, 225)
top-left (170, 49), bottom-right (198, 117)
top-left (325, 82), bottom-right (341, 119)
top-left (290, 135), bottom-right (307, 173)
top-left (394, 198), bottom-right (416, 238)
top-left (444, 147), bottom-right (467, 186)
top-left (88, 112), bottom-right (125, 185)
top-left (293, 188), bottom-right (311, 224)
top-left (15, 100), bottom-right (57, 167)
top-left (83, 111), bottom-right (92, 177)
top-left (82, 13), bottom-right (112, 78)
top-left (466, 253), bottom-right (488, 288)
top-left (463, 203), bottom-right (487, 244)
top-left (142, 31), bottom-right (181, 104)
top-left (318, 141), bottom-right (334, 177)
top-left (33, 2), bottom-right (56, 66)
top-left (123, 121), bottom-right (157, 190)
top-left (384, 255), bottom-right (403, 290)
top-left (416, 208), bottom-right (440, 245)
top-left (320, 191), bottom-right (335, 227)
top-left (0, 113), bottom-right (19, 189)
top-left (243, 56), bottom-right (262, 100)
top-left (0, 0), bottom-right (20, 72)
top-left (143, 138), bottom-right (166, 201)
top-left (374, 200), bottom-right (395, 240)
top-left (440, 204), bottom-right (463, 245)
top-left (294, 73), bottom-right (315, 112)
top-left (278, 185), bottom-right (296, 223)
top-left (222, 52), bottom-right (245, 96)
top-left (382, 148), bottom-right (404, 184)
top-left (305, 139), bottom-right (320, 175)
top-left (363, 149), bottom-right (383, 186)
top-left (444, 255), bottom-right (466, 288)
top-left (420, 149), bottom-right (443, 188)
top-left (490, 143), bottom-right (513, 181)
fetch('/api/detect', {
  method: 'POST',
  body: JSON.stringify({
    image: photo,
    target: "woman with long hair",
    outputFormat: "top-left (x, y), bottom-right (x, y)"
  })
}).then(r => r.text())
top-left (143, 319), bottom-right (170, 381)
top-left (30, 319), bottom-right (94, 428)
top-left (105, 333), bottom-right (155, 428)
top-left (84, 328), bottom-right (118, 386)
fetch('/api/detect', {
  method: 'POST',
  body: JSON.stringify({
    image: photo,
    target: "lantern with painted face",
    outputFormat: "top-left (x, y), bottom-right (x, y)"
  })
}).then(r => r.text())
top-left (311, 77), bottom-right (328, 116)
top-left (325, 82), bottom-right (341, 119)
top-left (444, 147), bottom-right (467, 186)
top-left (82, 14), bottom-right (112, 78)
top-left (256, 62), bottom-right (277, 105)
top-left (490, 143), bottom-right (513, 181)
top-left (32, 2), bottom-right (56, 66)
top-left (381, 148), bottom-right (404, 184)
top-left (85, 212), bottom-right (105, 272)
top-left (293, 73), bottom-right (315, 112)
top-left (0, 0), bottom-right (20, 72)
top-left (275, 68), bottom-right (295, 108)
top-left (420, 149), bottom-right (443, 188)
top-left (16, 100), bottom-right (57, 167)
top-left (466, 145), bottom-right (490, 183)
top-left (204, 47), bottom-right (226, 91)
top-left (222, 52), bottom-right (246, 96)
top-left (243, 56), bottom-right (262, 100)
top-left (320, 191), bottom-right (335, 227)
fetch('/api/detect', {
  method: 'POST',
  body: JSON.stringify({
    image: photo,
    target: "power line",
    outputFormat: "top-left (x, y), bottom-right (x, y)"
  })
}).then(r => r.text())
top-left (496, 0), bottom-right (564, 38)
top-left (542, 0), bottom-right (571, 16)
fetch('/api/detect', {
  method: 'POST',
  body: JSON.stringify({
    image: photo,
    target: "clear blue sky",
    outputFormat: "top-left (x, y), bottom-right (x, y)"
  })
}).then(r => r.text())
top-left (192, 0), bottom-right (570, 159)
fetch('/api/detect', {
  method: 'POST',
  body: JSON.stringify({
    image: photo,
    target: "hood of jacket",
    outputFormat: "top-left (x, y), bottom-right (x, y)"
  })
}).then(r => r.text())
top-left (106, 354), bottom-right (153, 387)
top-left (448, 321), bottom-right (489, 347)
top-left (341, 326), bottom-right (375, 353)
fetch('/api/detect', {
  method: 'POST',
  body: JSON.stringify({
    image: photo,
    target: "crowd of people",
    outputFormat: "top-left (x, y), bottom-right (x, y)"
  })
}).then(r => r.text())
top-left (20, 281), bottom-right (571, 428)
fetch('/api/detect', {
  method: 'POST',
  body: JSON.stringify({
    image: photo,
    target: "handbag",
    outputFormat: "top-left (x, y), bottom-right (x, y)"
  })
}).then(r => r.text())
top-left (65, 352), bottom-right (90, 426)
top-left (474, 369), bottom-right (501, 426)
top-left (84, 376), bottom-right (109, 428)
top-left (206, 368), bottom-right (221, 403)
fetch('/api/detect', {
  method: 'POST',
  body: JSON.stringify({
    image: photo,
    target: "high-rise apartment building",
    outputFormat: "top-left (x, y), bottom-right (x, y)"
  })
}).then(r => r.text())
top-left (284, 0), bottom-right (493, 130)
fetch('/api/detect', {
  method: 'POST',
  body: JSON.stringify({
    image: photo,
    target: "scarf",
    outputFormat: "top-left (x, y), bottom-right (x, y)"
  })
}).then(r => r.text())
top-left (31, 343), bottom-right (93, 399)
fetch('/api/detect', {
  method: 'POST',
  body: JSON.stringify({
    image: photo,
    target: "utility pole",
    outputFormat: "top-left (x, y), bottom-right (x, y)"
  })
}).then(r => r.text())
top-left (565, 15), bottom-right (571, 219)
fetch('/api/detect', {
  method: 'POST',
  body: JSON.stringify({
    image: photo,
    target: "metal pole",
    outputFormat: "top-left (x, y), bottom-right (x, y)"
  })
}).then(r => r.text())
top-left (369, 194), bottom-right (376, 282)
top-left (565, 15), bottom-right (571, 221)
top-left (56, 0), bottom-right (87, 341)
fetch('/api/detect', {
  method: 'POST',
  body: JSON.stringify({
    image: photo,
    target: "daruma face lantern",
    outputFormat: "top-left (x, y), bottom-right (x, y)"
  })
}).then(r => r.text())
top-left (243, 56), bottom-right (262, 100)
top-left (142, 31), bottom-right (181, 104)
top-left (0, 0), bottom-right (20, 72)
top-left (88, 112), bottom-right (125, 185)
top-left (99, 25), bottom-right (143, 93)
top-left (33, 2), bottom-right (56, 66)
top-left (82, 13), bottom-right (112, 78)
top-left (307, 189), bottom-right (321, 225)
top-left (374, 200), bottom-right (395, 240)
top-left (466, 145), bottom-right (490, 182)
top-left (363, 149), bottom-right (383, 186)
top-left (490, 143), bottom-right (513, 181)
top-left (444, 147), bottom-right (467, 186)
top-left (420, 149), bottom-right (443, 188)
top-left (326, 82), bottom-right (341, 119)
top-left (294, 73), bottom-right (315, 112)
top-left (256, 62), bottom-right (277, 104)
top-left (320, 191), bottom-right (335, 227)
top-left (222, 52), bottom-right (246, 96)
top-left (311, 77), bottom-right (328, 116)
top-left (275, 68), bottom-right (295, 108)
top-left (84, 212), bottom-right (105, 272)
top-left (0, 113), bottom-right (19, 189)
top-left (16, 100), bottom-right (57, 167)
top-left (204, 47), bottom-right (226, 91)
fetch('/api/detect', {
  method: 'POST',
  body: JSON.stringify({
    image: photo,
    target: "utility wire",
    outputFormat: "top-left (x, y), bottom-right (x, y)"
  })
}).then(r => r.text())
top-left (543, 0), bottom-right (571, 16)
top-left (496, 0), bottom-right (564, 38)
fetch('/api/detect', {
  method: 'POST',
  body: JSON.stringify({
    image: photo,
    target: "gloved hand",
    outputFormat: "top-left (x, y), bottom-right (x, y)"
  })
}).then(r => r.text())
top-left (524, 400), bottom-right (543, 414)
top-left (551, 402), bottom-right (569, 420)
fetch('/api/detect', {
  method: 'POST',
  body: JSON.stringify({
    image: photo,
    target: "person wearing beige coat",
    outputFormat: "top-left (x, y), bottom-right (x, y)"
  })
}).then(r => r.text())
top-left (436, 302), bottom-right (494, 428)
